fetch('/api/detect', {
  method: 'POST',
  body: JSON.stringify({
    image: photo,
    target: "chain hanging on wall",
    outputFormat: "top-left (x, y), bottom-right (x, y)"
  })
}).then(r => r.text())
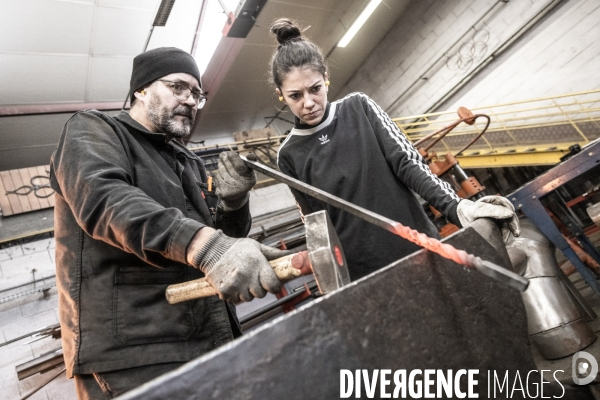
top-left (5, 174), bottom-right (54, 199)
top-left (445, 29), bottom-right (490, 71)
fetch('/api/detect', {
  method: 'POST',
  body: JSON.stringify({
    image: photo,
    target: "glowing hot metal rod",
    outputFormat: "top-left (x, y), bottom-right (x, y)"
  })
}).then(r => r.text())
top-left (240, 155), bottom-right (528, 292)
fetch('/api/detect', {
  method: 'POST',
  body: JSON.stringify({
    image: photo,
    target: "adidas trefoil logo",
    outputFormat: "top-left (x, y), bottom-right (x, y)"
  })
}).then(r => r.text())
top-left (319, 134), bottom-right (330, 145)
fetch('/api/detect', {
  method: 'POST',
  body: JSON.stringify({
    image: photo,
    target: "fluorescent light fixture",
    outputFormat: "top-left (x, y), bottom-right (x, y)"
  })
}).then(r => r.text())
top-left (194, 0), bottom-right (239, 74)
top-left (337, 0), bottom-right (382, 48)
top-left (153, 0), bottom-right (177, 27)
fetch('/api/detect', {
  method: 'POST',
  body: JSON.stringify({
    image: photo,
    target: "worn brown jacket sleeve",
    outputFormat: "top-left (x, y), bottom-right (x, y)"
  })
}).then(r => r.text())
top-left (50, 112), bottom-right (204, 266)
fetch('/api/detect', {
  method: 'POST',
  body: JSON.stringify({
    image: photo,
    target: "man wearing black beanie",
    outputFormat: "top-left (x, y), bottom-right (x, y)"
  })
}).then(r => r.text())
top-left (50, 47), bottom-right (299, 399)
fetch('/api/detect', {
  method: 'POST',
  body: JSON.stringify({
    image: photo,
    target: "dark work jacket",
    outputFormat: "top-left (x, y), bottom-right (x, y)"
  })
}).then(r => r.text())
top-left (50, 110), bottom-right (251, 377)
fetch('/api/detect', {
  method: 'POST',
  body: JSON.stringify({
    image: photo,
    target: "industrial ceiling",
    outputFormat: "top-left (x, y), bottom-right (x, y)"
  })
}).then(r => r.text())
top-left (0, 0), bottom-right (411, 171)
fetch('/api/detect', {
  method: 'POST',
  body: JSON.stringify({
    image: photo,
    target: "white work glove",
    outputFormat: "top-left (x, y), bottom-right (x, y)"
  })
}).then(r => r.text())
top-left (214, 151), bottom-right (256, 211)
top-left (192, 230), bottom-right (287, 303)
top-left (457, 196), bottom-right (521, 240)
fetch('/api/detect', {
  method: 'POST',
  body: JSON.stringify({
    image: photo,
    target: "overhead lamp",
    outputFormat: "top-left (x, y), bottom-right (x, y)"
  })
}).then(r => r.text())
top-left (142, 0), bottom-right (176, 50)
top-left (152, 0), bottom-right (176, 26)
top-left (337, 0), bottom-right (382, 48)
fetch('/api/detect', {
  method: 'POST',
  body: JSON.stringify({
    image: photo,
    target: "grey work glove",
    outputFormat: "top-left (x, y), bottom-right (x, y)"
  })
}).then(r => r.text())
top-left (457, 196), bottom-right (521, 240)
top-left (214, 151), bottom-right (256, 211)
top-left (192, 230), bottom-right (287, 303)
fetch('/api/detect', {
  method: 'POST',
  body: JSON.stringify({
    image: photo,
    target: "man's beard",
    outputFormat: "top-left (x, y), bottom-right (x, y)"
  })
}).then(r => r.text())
top-left (146, 93), bottom-right (197, 138)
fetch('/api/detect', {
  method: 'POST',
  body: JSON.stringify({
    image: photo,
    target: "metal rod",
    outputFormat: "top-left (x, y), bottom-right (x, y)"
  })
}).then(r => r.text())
top-left (241, 155), bottom-right (528, 292)
top-left (0, 275), bottom-right (55, 294)
top-left (189, 135), bottom-right (286, 152)
top-left (239, 286), bottom-right (309, 325)
top-left (0, 324), bottom-right (60, 348)
top-left (20, 367), bottom-right (66, 400)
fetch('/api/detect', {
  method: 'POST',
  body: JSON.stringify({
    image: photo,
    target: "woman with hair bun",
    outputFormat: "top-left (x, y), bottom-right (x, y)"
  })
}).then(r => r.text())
top-left (269, 18), bottom-right (519, 281)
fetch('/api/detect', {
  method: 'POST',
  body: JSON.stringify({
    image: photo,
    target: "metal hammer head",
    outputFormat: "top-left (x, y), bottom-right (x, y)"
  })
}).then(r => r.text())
top-left (304, 210), bottom-right (351, 295)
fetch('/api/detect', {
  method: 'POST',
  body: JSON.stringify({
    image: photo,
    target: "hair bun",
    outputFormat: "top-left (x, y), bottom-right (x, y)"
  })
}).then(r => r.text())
top-left (270, 18), bottom-right (302, 45)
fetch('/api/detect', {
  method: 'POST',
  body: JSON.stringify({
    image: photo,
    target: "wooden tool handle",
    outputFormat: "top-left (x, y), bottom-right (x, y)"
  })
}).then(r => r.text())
top-left (166, 254), bottom-right (303, 304)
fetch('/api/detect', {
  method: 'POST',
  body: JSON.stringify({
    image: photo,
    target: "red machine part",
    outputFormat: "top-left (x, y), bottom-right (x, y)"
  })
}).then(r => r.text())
top-left (415, 107), bottom-right (491, 236)
top-left (415, 107), bottom-right (489, 200)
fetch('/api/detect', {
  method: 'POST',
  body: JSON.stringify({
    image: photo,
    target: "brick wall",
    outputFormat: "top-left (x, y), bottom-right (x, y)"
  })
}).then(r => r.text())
top-left (443, 0), bottom-right (600, 111)
top-left (336, 0), bottom-right (600, 118)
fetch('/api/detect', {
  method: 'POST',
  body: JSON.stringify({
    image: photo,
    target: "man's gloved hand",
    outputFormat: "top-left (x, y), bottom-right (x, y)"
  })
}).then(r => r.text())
top-left (214, 151), bottom-right (256, 211)
top-left (192, 230), bottom-right (288, 303)
top-left (457, 196), bottom-right (521, 240)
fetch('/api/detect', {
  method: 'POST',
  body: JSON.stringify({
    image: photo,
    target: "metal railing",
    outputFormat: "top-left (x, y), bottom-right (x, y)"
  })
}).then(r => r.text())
top-left (187, 90), bottom-right (600, 169)
top-left (393, 89), bottom-right (600, 167)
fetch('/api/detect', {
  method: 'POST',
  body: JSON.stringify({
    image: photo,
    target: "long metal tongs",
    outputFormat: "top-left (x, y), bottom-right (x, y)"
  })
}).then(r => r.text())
top-left (241, 155), bottom-right (528, 292)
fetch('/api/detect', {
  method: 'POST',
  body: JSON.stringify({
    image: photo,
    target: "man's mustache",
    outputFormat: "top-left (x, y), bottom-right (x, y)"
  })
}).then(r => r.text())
top-left (173, 105), bottom-right (195, 119)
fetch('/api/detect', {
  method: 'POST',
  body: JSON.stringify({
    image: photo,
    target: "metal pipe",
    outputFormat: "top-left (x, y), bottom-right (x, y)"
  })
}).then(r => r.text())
top-left (427, 0), bottom-right (565, 114)
top-left (0, 324), bottom-right (60, 348)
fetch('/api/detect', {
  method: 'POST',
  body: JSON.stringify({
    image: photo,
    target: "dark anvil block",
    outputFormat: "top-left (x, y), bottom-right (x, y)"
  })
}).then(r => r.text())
top-left (120, 220), bottom-right (571, 399)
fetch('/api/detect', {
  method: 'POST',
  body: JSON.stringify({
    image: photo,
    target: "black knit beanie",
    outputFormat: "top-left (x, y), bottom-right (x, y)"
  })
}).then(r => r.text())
top-left (129, 47), bottom-right (201, 105)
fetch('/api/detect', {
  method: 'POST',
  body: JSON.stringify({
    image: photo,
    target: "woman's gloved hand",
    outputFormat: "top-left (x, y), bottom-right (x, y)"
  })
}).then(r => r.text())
top-left (214, 151), bottom-right (256, 211)
top-left (191, 230), bottom-right (288, 303)
top-left (457, 196), bottom-right (520, 240)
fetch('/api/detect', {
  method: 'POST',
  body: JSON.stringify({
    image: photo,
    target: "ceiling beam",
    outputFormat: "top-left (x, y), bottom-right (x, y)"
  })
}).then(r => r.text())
top-left (0, 102), bottom-right (125, 117)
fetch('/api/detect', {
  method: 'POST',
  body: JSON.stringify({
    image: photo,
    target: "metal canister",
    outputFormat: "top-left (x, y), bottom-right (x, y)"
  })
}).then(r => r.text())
top-left (507, 218), bottom-right (597, 360)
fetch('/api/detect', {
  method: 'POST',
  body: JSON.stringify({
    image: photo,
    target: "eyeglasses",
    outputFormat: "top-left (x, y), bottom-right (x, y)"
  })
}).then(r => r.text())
top-left (157, 79), bottom-right (207, 109)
